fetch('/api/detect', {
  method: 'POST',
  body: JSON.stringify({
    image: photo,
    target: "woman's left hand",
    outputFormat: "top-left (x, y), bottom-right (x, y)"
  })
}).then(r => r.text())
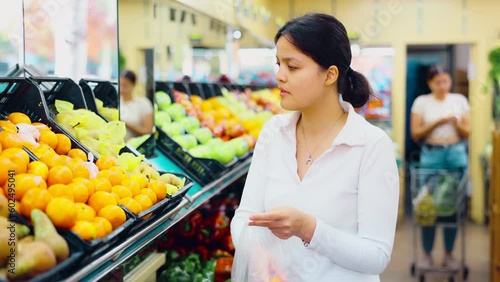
top-left (249, 207), bottom-right (316, 241)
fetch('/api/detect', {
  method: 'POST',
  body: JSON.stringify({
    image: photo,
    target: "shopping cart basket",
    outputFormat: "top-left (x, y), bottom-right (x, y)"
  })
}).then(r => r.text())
top-left (409, 163), bottom-right (469, 282)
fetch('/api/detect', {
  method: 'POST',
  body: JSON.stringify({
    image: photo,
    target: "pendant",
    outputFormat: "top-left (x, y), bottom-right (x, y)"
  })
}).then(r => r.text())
top-left (305, 155), bottom-right (313, 166)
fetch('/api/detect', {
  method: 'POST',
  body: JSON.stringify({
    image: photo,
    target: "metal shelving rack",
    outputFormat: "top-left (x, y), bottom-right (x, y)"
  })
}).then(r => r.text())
top-left (64, 150), bottom-right (252, 282)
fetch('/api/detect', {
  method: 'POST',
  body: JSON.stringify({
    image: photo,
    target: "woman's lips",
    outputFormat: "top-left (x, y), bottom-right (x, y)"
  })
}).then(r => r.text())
top-left (279, 89), bottom-right (290, 97)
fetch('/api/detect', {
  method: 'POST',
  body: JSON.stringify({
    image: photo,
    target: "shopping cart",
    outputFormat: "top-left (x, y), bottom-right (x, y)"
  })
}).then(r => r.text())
top-left (409, 163), bottom-right (470, 282)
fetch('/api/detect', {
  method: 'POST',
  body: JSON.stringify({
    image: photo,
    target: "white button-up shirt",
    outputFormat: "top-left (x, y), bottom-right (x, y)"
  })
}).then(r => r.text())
top-left (231, 101), bottom-right (400, 282)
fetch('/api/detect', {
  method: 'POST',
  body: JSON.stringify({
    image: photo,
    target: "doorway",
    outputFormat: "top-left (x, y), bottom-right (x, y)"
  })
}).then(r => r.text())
top-left (404, 44), bottom-right (471, 215)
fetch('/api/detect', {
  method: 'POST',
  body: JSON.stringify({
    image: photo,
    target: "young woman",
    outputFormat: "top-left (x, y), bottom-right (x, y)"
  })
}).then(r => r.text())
top-left (230, 13), bottom-right (400, 281)
top-left (119, 70), bottom-right (154, 141)
top-left (410, 66), bottom-right (470, 269)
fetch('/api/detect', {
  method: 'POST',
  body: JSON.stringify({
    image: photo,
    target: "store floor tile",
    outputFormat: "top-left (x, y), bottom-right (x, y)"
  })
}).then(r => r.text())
top-left (381, 218), bottom-right (489, 282)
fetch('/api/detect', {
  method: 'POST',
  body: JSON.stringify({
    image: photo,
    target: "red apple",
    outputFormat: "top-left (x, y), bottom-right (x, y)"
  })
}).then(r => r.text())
top-left (241, 134), bottom-right (257, 149)
top-left (228, 123), bottom-right (245, 138)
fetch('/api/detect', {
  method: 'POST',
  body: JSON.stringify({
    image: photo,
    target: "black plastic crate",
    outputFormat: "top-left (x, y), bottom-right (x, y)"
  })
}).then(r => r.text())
top-left (80, 78), bottom-right (119, 109)
top-left (155, 126), bottom-right (234, 186)
top-left (128, 172), bottom-right (194, 234)
top-left (135, 133), bottom-right (156, 159)
top-left (0, 78), bottom-right (93, 157)
top-left (78, 79), bottom-right (110, 122)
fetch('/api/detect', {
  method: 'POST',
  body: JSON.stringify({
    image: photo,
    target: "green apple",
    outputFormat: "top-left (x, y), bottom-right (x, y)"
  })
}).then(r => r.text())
top-left (207, 138), bottom-right (224, 149)
top-left (192, 127), bottom-right (213, 144)
top-left (188, 144), bottom-right (212, 158)
top-left (172, 134), bottom-right (197, 150)
top-left (180, 116), bottom-right (201, 133)
top-left (155, 111), bottom-right (172, 127)
top-left (213, 142), bottom-right (236, 165)
top-left (228, 137), bottom-right (249, 157)
top-left (155, 91), bottom-right (172, 110)
top-left (166, 103), bottom-right (187, 121)
top-left (161, 122), bottom-right (184, 137)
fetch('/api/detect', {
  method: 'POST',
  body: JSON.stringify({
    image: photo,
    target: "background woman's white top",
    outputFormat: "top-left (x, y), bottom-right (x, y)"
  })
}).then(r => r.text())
top-left (231, 101), bottom-right (400, 282)
top-left (119, 96), bottom-right (153, 140)
top-left (411, 93), bottom-right (470, 141)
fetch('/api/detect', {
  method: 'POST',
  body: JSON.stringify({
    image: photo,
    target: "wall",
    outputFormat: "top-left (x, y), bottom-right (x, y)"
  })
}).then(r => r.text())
top-left (267, 0), bottom-right (498, 223)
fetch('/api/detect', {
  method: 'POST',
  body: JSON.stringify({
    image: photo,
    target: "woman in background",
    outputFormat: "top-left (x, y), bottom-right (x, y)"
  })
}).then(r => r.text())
top-left (410, 65), bottom-right (470, 270)
top-left (119, 70), bottom-right (154, 141)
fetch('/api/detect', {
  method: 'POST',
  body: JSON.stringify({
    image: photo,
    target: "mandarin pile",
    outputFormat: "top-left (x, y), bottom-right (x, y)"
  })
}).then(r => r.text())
top-left (0, 112), bottom-right (186, 241)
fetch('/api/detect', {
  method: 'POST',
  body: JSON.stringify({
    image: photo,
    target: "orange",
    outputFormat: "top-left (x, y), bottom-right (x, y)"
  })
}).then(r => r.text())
top-left (20, 188), bottom-right (52, 217)
top-left (7, 112), bottom-right (31, 125)
top-left (32, 143), bottom-right (52, 158)
top-left (88, 191), bottom-right (117, 213)
top-left (147, 180), bottom-right (167, 201)
top-left (59, 155), bottom-right (73, 165)
top-left (96, 156), bottom-right (118, 171)
top-left (0, 188), bottom-right (4, 197)
top-left (0, 156), bottom-right (28, 187)
top-left (98, 205), bottom-right (126, 230)
top-left (39, 130), bottom-right (58, 149)
top-left (55, 134), bottom-right (71, 155)
top-left (109, 166), bottom-right (126, 183)
top-left (0, 120), bottom-right (17, 133)
top-left (91, 177), bottom-right (112, 193)
top-left (32, 122), bottom-right (50, 132)
top-left (111, 185), bottom-right (132, 199)
top-left (140, 188), bottom-right (157, 205)
top-left (27, 161), bottom-right (49, 180)
top-left (67, 148), bottom-right (87, 161)
top-left (0, 131), bottom-right (24, 149)
top-left (46, 197), bottom-right (77, 228)
top-left (130, 174), bottom-right (149, 189)
top-left (111, 192), bottom-right (120, 203)
top-left (69, 182), bottom-right (89, 203)
top-left (92, 221), bottom-right (106, 239)
top-left (47, 184), bottom-right (74, 201)
top-left (3, 174), bottom-right (45, 201)
top-left (118, 197), bottom-right (142, 215)
top-left (2, 148), bottom-right (30, 165)
top-left (71, 221), bottom-right (97, 241)
top-left (67, 161), bottom-right (90, 179)
top-left (134, 194), bottom-right (153, 211)
top-left (121, 178), bottom-right (141, 197)
top-left (97, 170), bottom-right (121, 186)
top-left (73, 178), bottom-right (94, 196)
top-left (40, 152), bottom-right (65, 169)
top-left (75, 203), bottom-right (96, 221)
top-left (47, 166), bottom-right (73, 186)
top-left (93, 217), bottom-right (113, 236)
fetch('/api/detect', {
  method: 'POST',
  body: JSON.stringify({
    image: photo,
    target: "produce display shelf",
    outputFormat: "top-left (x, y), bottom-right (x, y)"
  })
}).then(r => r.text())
top-left (65, 150), bottom-right (252, 282)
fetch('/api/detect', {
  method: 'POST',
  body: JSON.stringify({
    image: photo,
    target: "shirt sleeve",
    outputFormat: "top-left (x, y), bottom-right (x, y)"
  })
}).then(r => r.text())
top-left (460, 95), bottom-right (470, 113)
top-left (230, 117), bottom-right (275, 248)
top-left (307, 134), bottom-right (400, 275)
top-left (411, 96), bottom-right (424, 115)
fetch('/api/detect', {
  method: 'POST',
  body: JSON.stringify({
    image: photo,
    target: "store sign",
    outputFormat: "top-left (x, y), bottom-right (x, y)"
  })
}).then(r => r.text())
top-left (189, 33), bottom-right (203, 45)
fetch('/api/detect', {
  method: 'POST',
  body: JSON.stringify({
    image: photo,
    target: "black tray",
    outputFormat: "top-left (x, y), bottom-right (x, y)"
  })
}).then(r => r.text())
top-left (128, 172), bottom-right (194, 234)
top-left (135, 134), bottom-right (156, 159)
top-left (155, 126), bottom-right (235, 186)
top-left (0, 77), bottom-right (92, 157)
top-left (6, 214), bottom-right (85, 282)
top-left (78, 79), bottom-right (111, 122)
top-left (80, 78), bottom-right (119, 109)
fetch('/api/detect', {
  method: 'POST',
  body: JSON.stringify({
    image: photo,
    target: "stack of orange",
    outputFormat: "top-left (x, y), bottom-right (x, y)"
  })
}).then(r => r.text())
top-left (0, 112), bottom-right (170, 241)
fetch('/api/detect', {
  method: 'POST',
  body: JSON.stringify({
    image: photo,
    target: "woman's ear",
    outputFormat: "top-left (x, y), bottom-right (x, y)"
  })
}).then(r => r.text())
top-left (325, 65), bottom-right (339, 86)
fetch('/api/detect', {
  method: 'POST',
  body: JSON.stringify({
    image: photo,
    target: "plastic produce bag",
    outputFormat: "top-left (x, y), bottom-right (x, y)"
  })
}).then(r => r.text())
top-left (232, 222), bottom-right (293, 282)
top-left (433, 173), bottom-right (459, 216)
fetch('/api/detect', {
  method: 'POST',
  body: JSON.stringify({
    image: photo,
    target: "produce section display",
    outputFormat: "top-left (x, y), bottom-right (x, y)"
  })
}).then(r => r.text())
top-left (0, 76), bottom-right (275, 281)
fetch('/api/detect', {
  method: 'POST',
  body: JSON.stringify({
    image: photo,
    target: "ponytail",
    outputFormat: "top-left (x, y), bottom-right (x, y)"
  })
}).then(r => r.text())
top-left (341, 68), bottom-right (373, 108)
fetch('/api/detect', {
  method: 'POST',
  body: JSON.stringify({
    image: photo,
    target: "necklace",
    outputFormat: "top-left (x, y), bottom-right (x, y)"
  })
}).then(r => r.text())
top-left (301, 110), bottom-right (345, 166)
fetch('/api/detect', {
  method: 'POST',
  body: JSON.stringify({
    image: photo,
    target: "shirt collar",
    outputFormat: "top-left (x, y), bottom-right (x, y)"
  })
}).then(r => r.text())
top-left (278, 101), bottom-right (367, 147)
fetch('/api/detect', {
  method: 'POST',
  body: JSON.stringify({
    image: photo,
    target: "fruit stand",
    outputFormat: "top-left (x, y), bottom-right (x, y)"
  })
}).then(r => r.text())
top-left (0, 75), bottom-right (277, 281)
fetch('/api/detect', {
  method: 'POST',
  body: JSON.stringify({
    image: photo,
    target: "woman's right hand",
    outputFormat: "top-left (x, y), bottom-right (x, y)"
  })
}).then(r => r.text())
top-left (435, 116), bottom-right (454, 126)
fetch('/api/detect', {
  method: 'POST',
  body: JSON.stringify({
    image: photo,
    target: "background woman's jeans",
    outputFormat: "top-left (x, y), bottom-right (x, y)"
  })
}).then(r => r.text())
top-left (419, 142), bottom-right (468, 253)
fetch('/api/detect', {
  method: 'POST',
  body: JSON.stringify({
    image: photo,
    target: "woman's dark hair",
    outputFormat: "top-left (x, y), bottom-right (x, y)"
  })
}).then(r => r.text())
top-left (121, 70), bottom-right (137, 85)
top-left (275, 13), bottom-right (373, 108)
top-left (426, 65), bottom-right (449, 82)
